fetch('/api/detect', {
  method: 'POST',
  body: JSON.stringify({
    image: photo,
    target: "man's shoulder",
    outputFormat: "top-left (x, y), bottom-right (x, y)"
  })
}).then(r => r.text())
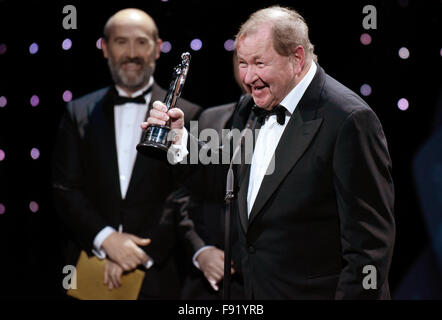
top-left (67, 87), bottom-right (111, 114)
top-left (321, 73), bottom-right (375, 121)
top-left (72, 87), bottom-right (110, 105)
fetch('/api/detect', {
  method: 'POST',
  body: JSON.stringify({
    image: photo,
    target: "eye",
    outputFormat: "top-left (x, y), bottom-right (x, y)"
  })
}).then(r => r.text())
top-left (115, 38), bottom-right (127, 45)
top-left (257, 61), bottom-right (265, 67)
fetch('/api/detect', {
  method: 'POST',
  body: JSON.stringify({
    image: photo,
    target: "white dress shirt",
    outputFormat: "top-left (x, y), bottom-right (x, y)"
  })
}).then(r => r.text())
top-left (92, 78), bottom-right (154, 269)
top-left (247, 61), bottom-right (317, 216)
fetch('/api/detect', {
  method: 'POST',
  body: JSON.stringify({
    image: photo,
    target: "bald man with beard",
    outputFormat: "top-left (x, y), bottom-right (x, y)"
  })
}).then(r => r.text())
top-left (52, 8), bottom-right (202, 299)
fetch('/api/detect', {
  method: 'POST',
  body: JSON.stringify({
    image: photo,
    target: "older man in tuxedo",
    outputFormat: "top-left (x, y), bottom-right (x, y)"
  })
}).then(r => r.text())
top-left (144, 6), bottom-right (395, 299)
top-left (52, 8), bottom-right (202, 299)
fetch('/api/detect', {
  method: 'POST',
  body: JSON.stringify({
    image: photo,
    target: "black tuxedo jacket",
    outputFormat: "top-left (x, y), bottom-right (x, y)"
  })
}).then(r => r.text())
top-left (52, 82), bottom-right (201, 298)
top-left (187, 66), bottom-right (395, 299)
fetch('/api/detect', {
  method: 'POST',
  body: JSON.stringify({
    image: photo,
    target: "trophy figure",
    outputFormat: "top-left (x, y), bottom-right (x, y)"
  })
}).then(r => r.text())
top-left (137, 52), bottom-right (191, 159)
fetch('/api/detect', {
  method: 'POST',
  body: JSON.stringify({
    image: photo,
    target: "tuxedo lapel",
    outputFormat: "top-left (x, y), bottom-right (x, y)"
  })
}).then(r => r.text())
top-left (236, 117), bottom-right (260, 233)
top-left (242, 65), bottom-right (327, 228)
top-left (126, 83), bottom-right (166, 197)
top-left (247, 112), bottom-right (323, 224)
top-left (97, 87), bottom-right (122, 200)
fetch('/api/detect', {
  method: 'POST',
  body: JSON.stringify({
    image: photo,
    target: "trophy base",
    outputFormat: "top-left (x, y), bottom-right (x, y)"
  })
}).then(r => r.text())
top-left (136, 125), bottom-right (173, 161)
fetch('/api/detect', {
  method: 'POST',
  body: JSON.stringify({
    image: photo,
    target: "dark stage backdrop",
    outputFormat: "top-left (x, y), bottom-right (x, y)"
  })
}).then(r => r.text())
top-left (0, 0), bottom-right (441, 299)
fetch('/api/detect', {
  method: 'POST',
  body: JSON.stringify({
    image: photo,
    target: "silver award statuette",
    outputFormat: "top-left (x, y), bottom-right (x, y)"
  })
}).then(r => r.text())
top-left (137, 52), bottom-right (191, 159)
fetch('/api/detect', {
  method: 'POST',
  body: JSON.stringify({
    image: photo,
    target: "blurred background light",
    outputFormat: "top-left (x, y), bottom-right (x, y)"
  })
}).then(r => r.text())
top-left (96, 37), bottom-right (102, 49)
top-left (360, 84), bottom-right (372, 97)
top-left (0, 96), bottom-right (7, 108)
top-left (30, 95), bottom-right (40, 107)
top-left (30, 148), bottom-right (40, 160)
top-left (224, 39), bottom-right (235, 51)
top-left (190, 38), bottom-right (202, 51)
top-left (0, 43), bottom-right (7, 55)
top-left (360, 33), bottom-right (372, 45)
top-left (399, 47), bottom-right (410, 59)
top-left (161, 41), bottom-right (172, 53)
top-left (29, 42), bottom-right (39, 54)
top-left (63, 90), bottom-right (73, 102)
top-left (29, 201), bottom-right (39, 213)
top-left (0, 149), bottom-right (5, 161)
top-left (0, 203), bottom-right (5, 215)
top-left (398, 98), bottom-right (409, 111)
top-left (62, 38), bottom-right (72, 50)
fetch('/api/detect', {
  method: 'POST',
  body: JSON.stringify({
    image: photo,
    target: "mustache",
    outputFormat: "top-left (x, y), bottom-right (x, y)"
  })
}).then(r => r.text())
top-left (119, 57), bottom-right (145, 66)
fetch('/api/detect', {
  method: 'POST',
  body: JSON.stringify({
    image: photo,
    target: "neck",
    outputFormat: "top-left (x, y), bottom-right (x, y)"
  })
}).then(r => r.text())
top-left (294, 59), bottom-right (312, 87)
top-left (117, 81), bottom-right (150, 97)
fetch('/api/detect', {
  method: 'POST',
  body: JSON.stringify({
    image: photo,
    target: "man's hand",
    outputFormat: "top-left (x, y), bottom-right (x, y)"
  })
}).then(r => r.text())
top-left (196, 247), bottom-right (235, 291)
top-left (141, 101), bottom-right (185, 144)
top-left (103, 259), bottom-right (123, 290)
top-left (101, 232), bottom-right (151, 271)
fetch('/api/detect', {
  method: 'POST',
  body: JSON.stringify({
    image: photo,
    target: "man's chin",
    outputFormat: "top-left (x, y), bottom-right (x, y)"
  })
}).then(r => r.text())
top-left (252, 98), bottom-right (272, 110)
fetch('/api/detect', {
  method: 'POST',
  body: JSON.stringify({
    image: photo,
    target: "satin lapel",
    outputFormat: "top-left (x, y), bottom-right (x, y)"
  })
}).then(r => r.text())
top-left (247, 65), bottom-right (327, 226)
top-left (99, 87), bottom-right (122, 200)
top-left (126, 83), bottom-right (166, 196)
top-left (236, 117), bottom-right (260, 234)
top-left (248, 113), bottom-right (323, 224)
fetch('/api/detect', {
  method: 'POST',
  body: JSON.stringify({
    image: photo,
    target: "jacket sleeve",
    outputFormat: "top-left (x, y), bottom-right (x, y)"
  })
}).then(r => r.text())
top-left (332, 108), bottom-right (395, 299)
top-left (52, 104), bottom-right (107, 253)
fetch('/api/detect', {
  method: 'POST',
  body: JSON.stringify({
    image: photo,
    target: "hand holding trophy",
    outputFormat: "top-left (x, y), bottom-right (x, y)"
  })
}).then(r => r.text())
top-left (137, 52), bottom-right (191, 159)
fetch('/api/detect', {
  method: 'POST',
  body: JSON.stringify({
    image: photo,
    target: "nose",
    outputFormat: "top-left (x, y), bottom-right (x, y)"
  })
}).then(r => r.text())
top-left (128, 41), bottom-right (137, 58)
top-left (243, 65), bottom-right (258, 86)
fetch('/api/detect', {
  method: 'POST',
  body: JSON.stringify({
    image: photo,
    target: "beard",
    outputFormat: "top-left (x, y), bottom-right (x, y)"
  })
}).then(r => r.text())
top-left (108, 56), bottom-right (154, 91)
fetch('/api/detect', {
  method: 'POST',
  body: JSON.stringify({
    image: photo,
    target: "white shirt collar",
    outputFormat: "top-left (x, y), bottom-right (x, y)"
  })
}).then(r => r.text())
top-left (280, 60), bottom-right (317, 115)
top-left (115, 76), bottom-right (154, 98)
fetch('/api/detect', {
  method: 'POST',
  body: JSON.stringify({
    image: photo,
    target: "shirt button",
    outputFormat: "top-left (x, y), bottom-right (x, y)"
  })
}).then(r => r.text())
top-left (248, 245), bottom-right (255, 254)
top-left (120, 175), bottom-right (126, 181)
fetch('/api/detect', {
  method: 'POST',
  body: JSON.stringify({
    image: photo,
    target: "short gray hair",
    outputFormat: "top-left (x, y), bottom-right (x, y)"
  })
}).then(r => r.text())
top-left (235, 5), bottom-right (317, 63)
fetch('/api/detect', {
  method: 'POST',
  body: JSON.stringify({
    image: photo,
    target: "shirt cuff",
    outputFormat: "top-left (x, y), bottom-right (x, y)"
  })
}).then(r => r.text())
top-left (192, 245), bottom-right (215, 269)
top-left (144, 258), bottom-right (154, 270)
top-left (92, 226), bottom-right (116, 259)
top-left (167, 128), bottom-right (189, 164)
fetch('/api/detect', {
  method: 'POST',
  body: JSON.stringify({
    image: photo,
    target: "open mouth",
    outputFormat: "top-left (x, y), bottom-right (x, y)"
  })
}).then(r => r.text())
top-left (251, 85), bottom-right (267, 94)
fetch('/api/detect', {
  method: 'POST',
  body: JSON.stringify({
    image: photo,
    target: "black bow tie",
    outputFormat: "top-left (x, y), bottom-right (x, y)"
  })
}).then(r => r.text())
top-left (252, 104), bottom-right (287, 125)
top-left (113, 86), bottom-right (152, 105)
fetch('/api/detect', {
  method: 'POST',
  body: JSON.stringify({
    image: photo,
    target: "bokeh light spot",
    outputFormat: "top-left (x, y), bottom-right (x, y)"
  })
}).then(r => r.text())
top-left (29, 201), bottom-right (39, 213)
top-left (398, 47), bottom-right (410, 59)
top-left (0, 43), bottom-right (7, 55)
top-left (360, 33), bottom-right (372, 45)
top-left (29, 42), bottom-right (39, 54)
top-left (62, 38), bottom-right (72, 50)
top-left (30, 95), bottom-right (40, 107)
top-left (161, 41), bottom-right (172, 53)
top-left (360, 84), bottom-right (372, 97)
top-left (63, 90), bottom-right (73, 102)
top-left (398, 98), bottom-right (409, 111)
top-left (190, 38), bottom-right (202, 51)
top-left (0, 96), bottom-right (7, 108)
top-left (224, 39), bottom-right (235, 51)
top-left (31, 148), bottom-right (40, 160)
